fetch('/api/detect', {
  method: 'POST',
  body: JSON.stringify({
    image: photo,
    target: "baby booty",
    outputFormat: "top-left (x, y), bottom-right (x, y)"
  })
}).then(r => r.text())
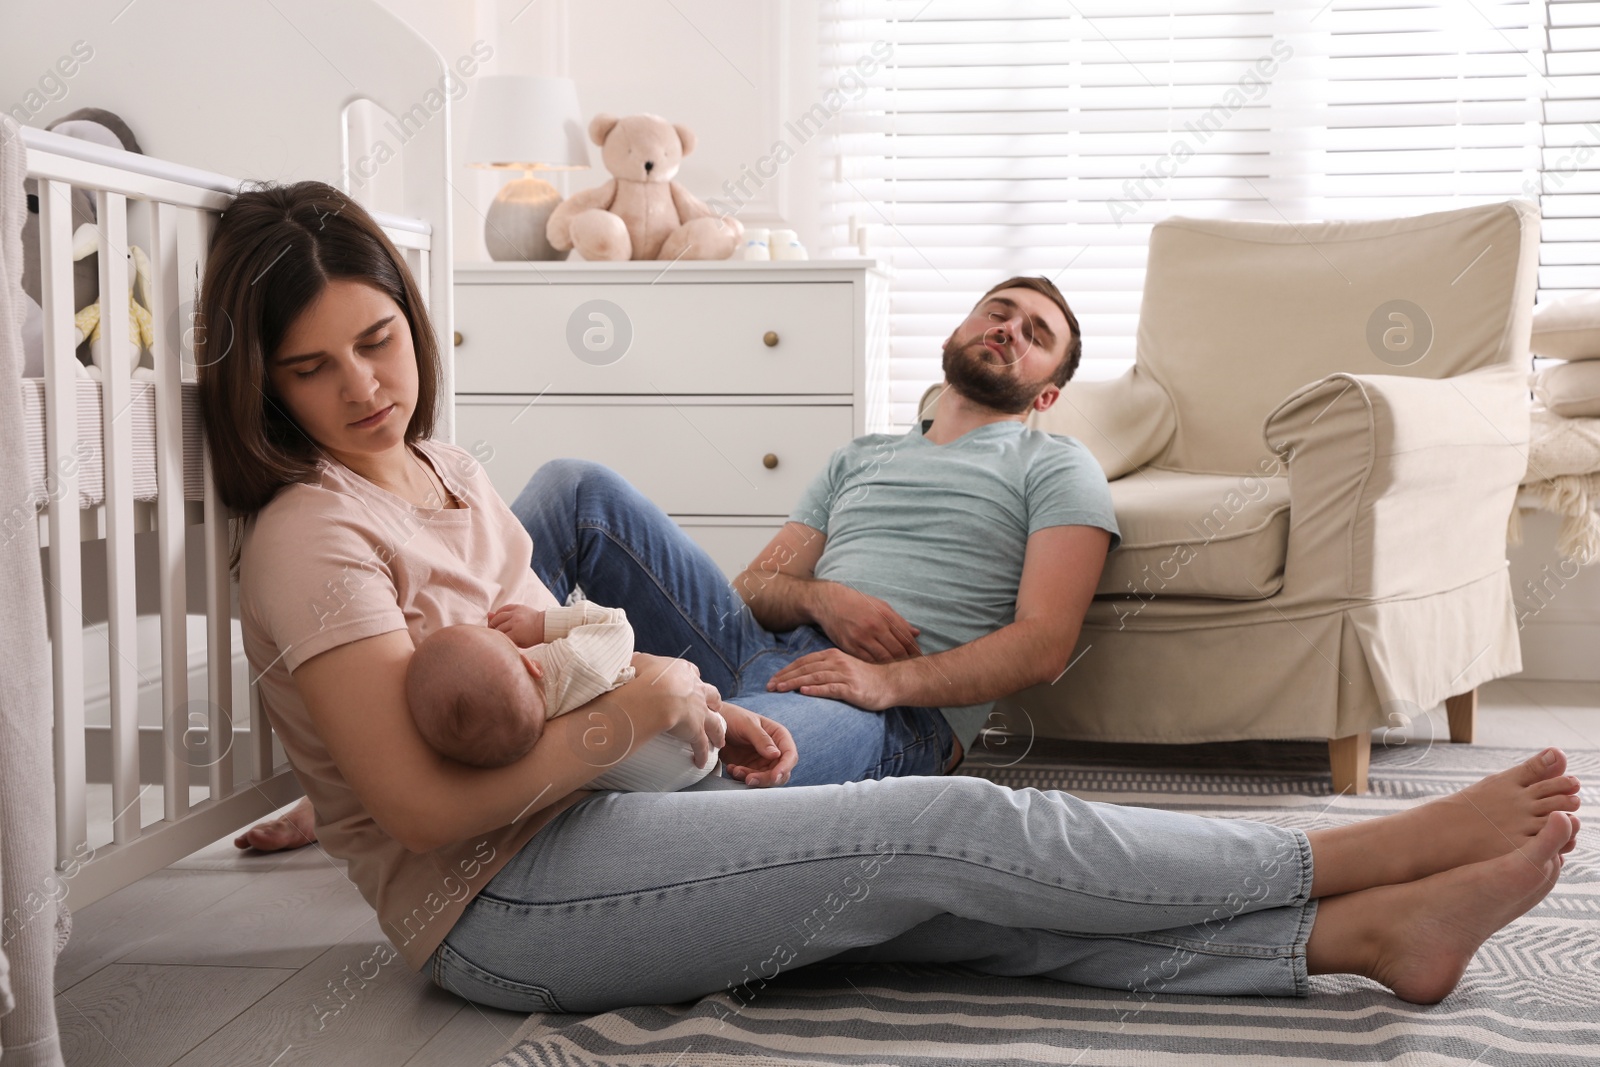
top-left (738, 228), bottom-right (771, 260)
top-left (770, 229), bottom-right (808, 260)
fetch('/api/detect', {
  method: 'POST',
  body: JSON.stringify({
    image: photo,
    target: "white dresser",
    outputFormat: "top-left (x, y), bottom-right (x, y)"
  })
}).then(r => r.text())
top-left (451, 259), bottom-right (891, 577)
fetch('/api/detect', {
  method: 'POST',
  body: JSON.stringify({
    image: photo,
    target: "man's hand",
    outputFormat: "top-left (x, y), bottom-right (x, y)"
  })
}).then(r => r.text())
top-left (767, 648), bottom-right (898, 710)
top-left (489, 604), bottom-right (545, 647)
top-left (811, 583), bottom-right (923, 664)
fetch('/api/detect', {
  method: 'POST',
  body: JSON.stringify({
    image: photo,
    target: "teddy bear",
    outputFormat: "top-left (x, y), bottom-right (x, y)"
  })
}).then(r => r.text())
top-left (546, 112), bottom-right (742, 261)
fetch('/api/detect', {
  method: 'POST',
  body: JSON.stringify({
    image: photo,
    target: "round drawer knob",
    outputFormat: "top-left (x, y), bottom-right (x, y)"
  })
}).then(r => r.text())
top-left (763, 331), bottom-right (779, 347)
top-left (453, 330), bottom-right (463, 347)
top-left (762, 453), bottom-right (779, 470)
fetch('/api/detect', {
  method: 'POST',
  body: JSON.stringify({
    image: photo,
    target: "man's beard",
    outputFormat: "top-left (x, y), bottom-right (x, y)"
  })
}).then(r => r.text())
top-left (940, 336), bottom-right (1047, 415)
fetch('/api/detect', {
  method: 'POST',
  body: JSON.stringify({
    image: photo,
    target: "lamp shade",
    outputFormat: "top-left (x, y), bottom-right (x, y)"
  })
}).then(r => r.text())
top-left (466, 75), bottom-right (589, 170)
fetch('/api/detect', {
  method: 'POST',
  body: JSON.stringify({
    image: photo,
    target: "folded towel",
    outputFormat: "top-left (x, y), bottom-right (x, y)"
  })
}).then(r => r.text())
top-left (0, 108), bottom-right (70, 1066)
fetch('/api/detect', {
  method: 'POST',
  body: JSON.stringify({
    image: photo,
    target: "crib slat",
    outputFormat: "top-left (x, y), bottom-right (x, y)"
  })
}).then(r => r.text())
top-left (194, 210), bottom-right (236, 800)
top-left (97, 190), bottom-right (142, 845)
top-left (146, 199), bottom-right (191, 820)
top-left (201, 452), bottom-right (235, 799)
top-left (40, 180), bottom-right (87, 869)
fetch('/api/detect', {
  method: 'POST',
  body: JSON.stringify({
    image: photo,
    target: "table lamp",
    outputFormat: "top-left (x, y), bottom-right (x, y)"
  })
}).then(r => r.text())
top-left (466, 75), bottom-right (590, 260)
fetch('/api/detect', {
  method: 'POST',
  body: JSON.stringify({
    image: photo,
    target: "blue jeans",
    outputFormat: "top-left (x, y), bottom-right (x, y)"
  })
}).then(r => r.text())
top-left (509, 458), bottom-right (957, 786)
top-left (431, 773), bottom-right (1317, 1012)
top-left (427, 460), bottom-right (1320, 1013)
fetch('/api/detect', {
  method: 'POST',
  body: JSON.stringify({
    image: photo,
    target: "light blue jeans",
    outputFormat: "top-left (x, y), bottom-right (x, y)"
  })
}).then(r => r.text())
top-left (431, 773), bottom-right (1318, 1012)
top-left (430, 460), bottom-right (1319, 1012)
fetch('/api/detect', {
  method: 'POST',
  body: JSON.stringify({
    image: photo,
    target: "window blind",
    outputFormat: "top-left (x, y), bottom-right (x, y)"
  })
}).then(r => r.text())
top-left (1543, 0), bottom-right (1600, 300)
top-left (820, 1), bottom-right (1580, 429)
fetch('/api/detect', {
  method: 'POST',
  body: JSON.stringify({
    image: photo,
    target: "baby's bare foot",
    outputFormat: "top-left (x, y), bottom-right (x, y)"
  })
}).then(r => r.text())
top-left (233, 796), bottom-right (318, 852)
top-left (1389, 748), bottom-right (1581, 880)
top-left (1313, 811), bottom-right (1575, 1004)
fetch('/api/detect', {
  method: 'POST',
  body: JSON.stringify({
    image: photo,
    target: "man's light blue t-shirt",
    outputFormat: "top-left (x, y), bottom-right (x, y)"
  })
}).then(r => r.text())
top-left (786, 417), bottom-right (1121, 750)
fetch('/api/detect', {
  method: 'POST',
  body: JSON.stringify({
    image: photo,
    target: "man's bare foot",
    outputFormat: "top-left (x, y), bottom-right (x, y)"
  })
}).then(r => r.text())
top-left (234, 797), bottom-right (318, 852)
top-left (1309, 810), bottom-right (1576, 1004)
top-left (1310, 747), bottom-right (1581, 896)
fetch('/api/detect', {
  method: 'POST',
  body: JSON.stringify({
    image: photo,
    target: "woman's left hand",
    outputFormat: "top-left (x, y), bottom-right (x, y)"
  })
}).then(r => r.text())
top-left (715, 701), bottom-right (798, 788)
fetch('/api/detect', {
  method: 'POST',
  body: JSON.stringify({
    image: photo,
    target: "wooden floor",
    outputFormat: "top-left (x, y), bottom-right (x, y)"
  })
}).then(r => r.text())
top-left (53, 678), bottom-right (1600, 1066)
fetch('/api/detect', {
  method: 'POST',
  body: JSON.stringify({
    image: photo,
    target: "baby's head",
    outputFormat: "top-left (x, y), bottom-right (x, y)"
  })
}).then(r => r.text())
top-left (406, 624), bottom-right (547, 768)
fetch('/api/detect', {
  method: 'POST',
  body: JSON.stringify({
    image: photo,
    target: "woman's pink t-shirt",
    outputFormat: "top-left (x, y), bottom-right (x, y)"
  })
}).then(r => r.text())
top-left (239, 438), bottom-right (594, 972)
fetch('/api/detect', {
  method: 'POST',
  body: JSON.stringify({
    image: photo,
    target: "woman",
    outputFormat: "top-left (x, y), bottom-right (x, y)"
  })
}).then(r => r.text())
top-left (198, 180), bottom-right (1582, 1015)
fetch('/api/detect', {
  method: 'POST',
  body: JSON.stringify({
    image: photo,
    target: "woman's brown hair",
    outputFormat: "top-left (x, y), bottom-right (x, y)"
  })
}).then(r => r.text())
top-left (195, 180), bottom-right (442, 545)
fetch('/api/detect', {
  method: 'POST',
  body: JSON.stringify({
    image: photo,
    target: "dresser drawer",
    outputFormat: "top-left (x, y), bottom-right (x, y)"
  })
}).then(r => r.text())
top-left (454, 282), bottom-right (854, 396)
top-left (675, 520), bottom-right (784, 579)
top-left (458, 400), bottom-right (852, 516)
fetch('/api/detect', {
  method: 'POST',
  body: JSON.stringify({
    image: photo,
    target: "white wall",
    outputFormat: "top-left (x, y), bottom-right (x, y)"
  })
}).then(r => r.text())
top-left (372, 0), bottom-right (826, 265)
top-left (1508, 509), bottom-right (1600, 682)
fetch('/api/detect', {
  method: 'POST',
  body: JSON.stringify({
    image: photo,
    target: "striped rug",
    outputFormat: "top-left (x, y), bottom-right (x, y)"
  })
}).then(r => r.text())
top-left (487, 739), bottom-right (1600, 1066)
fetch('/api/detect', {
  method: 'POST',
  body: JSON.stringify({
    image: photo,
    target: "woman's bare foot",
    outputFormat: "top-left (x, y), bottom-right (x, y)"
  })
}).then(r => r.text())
top-left (1309, 747), bottom-right (1582, 896)
top-left (1309, 810), bottom-right (1576, 1004)
top-left (233, 797), bottom-right (318, 851)
top-left (1402, 747), bottom-right (1583, 866)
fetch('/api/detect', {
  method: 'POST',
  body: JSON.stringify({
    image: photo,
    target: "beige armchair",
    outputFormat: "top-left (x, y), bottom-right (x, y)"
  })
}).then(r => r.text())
top-left (919, 200), bottom-right (1537, 793)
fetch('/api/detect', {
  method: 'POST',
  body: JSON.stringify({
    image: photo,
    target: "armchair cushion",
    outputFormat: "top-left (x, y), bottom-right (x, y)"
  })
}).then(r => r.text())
top-left (917, 367), bottom-right (1177, 482)
top-left (1026, 365), bottom-right (1176, 480)
top-left (1098, 469), bottom-right (1290, 599)
top-left (1531, 290), bottom-right (1600, 360)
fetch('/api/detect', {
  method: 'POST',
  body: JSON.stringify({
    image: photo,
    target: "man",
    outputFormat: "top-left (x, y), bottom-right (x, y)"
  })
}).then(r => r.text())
top-left (237, 275), bottom-right (1119, 849)
top-left (732, 274), bottom-right (1120, 780)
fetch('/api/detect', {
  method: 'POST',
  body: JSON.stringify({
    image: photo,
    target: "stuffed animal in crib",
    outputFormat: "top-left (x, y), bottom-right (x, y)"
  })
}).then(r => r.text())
top-left (71, 226), bottom-right (155, 369)
top-left (22, 227), bottom-right (154, 379)
top-left (546, 112), bottom-right (742, 261)
top-left (18, 108), bottom-right (146, 376)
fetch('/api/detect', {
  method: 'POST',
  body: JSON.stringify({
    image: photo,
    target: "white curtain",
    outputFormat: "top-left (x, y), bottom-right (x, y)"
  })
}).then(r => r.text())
top-left (0, 113), bottom-right (66, 1067)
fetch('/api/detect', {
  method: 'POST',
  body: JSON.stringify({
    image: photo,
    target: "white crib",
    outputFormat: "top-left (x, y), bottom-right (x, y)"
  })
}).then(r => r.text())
top-left (4, 0), bottom-right (456, 909)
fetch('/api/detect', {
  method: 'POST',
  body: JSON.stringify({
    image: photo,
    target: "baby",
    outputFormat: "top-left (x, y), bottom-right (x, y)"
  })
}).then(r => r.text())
top-left (405, 600), bottom-right (722, 792)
